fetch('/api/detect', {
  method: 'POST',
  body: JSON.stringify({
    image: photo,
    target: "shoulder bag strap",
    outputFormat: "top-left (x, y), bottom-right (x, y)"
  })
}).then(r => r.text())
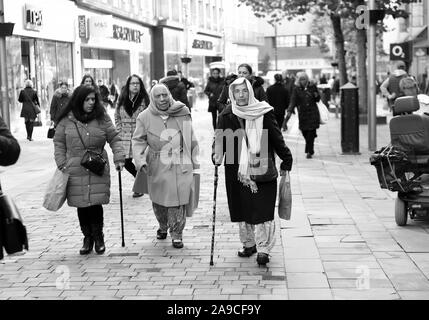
top-left (73, 122), bottom-right (87, 150)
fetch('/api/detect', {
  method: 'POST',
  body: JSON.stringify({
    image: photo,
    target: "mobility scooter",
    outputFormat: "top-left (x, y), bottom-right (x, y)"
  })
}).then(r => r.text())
top-left (371, 96), bottom-right (429, 226)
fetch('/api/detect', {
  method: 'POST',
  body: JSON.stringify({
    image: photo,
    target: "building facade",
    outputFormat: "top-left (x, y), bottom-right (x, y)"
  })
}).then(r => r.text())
top-left (4, 0), bottom-right (76, 125)
top-left (258, 14), bottom-right (334, 82)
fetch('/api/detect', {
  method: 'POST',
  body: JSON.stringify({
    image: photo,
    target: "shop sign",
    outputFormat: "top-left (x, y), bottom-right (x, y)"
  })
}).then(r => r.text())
top-left (89, 15), bottom-right (113, 39)
top-left (24, 4), bottom-right (43, 31)
top-left (113, 25), bottom-right (143, 43)
top-left (192, 39), bottom-right (213, 50)
top-left (78, 16), bottom-right (88, 39)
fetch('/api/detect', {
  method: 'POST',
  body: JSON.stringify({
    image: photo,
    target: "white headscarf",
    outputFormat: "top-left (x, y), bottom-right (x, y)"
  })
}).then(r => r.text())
top-left (229, 77), bottom-right (273, 192)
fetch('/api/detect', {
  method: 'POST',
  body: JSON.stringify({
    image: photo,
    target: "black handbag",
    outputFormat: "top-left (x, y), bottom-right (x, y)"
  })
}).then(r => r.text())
top-left (0, 182), bottom-right (29, 258)
top-left (74, 122), bottom-right (106, 176)
top-left (47, 126), bottom-right (55, 139)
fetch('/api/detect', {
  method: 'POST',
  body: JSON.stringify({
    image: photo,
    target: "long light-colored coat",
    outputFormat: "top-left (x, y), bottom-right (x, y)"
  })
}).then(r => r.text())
top-left (132, 109), bottom-right (199, 207)
top-left (114, 104), bottom-right (146, 158)
top-left (54, 112), bottom-right (125, 208)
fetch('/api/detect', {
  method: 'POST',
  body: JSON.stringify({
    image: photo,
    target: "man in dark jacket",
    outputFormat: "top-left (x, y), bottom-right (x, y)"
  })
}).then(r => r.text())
top-left (0, 116), bottom-right (20, 166)
top-left (50, 81), bottom-right (71, 126)
top-left (204, 68), bottom-right (225, 129)
top-left (266, 74), bottom-right (289, 129)
top-left (160, 70), bottom-right (190, 110)
top-left (178, 71), bottom-right (195, 91)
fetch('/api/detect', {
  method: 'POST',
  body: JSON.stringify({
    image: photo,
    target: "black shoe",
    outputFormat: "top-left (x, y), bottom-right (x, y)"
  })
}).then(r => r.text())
top-left (256, 253), bottom-right (270, 266)
top-left (133, 192), bottom-right (144, 198)
top-left (237, 245), bottom-right (257, 257)
top-left (157, 229), bottom-right (168, 240)
top-left (172, 239), bottom-right (184, 249)
top-left (91, 223), bottom-right (105, 254)
top-left (79, 224), bottom-right (93, 255)
top-left (306, 153), bottom-right (312, 159)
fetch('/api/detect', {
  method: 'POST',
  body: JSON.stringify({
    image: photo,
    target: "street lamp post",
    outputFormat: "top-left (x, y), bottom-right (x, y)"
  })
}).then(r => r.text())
top-left (368, 0), bottom-right (377, 151)
top-left (0, 0), bottom-right (11, 128)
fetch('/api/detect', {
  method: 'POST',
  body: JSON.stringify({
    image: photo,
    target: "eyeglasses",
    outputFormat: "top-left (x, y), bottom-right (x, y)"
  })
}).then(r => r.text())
top-left (130, 82), bottom-right (140, 86)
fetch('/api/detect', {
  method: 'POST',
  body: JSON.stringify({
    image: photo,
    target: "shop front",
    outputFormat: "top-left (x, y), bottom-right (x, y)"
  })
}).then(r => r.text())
top-left (76, 11), bottom-right (152, 90)
top-left (3, 0), bottom-right (76, 128)
top-left (163, 28), bottom-right (222, 92)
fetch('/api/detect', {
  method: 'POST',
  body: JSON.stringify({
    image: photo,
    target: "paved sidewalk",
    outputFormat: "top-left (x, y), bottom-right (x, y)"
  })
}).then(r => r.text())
top-left (1, 97), bottom-right (429, 300)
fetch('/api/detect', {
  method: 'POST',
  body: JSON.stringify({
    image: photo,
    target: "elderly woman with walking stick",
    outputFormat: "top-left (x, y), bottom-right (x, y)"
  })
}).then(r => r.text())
top-left (212, 77), bottom-right (293, 266)
top-left (132, 84), bottom-right (199, 249)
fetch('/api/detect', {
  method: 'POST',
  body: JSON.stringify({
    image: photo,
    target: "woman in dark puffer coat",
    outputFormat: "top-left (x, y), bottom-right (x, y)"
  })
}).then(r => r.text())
top-left (204, 68), bottom-right (225, 129)
top-left (285, 72), bottom-right (321, 159)
top-left (54, 85), bottom-right (125, 255)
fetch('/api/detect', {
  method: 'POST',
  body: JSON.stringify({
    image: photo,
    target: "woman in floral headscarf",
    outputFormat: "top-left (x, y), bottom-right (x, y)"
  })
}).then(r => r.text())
top-left (212, 77), bottom-right (293, 266)
top-left (132, 84), bottom-right (199, 249)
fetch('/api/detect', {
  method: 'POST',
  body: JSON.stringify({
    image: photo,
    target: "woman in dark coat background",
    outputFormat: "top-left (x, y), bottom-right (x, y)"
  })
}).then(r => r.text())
top-left (204, 68), bottom-right (225, 129)
top-left (285, 72), bottom-right (321, 159)
top-left (18, 80), bottom-right (40, 141)
top-left (54, 85), bottom-right (125, 255)
top-left (50, 81), bottom-right (71, 126)
top-left (213, 77), bottom-right (293, 266)
top-left (266, 74), bottom-right (289, 129)
top-left (217, 63), bottom-right (267, 111)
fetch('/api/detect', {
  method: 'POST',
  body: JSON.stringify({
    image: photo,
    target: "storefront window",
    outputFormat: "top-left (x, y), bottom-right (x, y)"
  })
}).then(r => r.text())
top-left (166, 53), bottom-right (182, 72)
top-left (198, 0), bottom-right (204, 28)
top-left (159, 0), bottom-right (170, 19)
top-left (6, 36), bottom-right (24, 123)
top-left (139, 52), bottom-right (151, 89)
top-left (172, 0), bottom-right (181, 22)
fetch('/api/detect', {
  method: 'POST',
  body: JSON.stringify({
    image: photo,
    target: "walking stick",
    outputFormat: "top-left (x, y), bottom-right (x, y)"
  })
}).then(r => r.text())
top-left (118, 169), bottom-right (125, 247)
top-left (210, 165), bottom-right (219, 266)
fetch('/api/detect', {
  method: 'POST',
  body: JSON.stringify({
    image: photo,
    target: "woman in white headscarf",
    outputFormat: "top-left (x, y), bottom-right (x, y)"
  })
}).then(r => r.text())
top-left (132, 84), bottom-right (199, 249)
top-left (212, 77), bottom-right (293, 266)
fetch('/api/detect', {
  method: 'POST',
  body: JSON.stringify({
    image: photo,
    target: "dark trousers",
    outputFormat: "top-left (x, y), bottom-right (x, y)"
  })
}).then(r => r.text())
top-left (275, 114), bottom-right (285, 130)
top-left (124, 158), bottom-right (137, 177)
top-left (211, 110), bottom-right (218, 130)
top-left (25, 120), bottom-right (34, 139)
top-left (301, 129), bottom-right (317, 155)
top-left (77, 205), bottom-right (104, 226)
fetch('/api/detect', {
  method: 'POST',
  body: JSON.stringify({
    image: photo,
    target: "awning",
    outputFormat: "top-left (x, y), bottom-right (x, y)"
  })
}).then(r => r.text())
top-left (411, 26), bottom-right (428, 41)
top-left (414, 39), bottom-right (429, 48)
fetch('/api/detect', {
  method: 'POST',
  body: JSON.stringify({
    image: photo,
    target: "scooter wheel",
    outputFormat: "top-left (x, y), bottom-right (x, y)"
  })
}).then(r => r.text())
top-left (395, 197), bottom-right (408, 226)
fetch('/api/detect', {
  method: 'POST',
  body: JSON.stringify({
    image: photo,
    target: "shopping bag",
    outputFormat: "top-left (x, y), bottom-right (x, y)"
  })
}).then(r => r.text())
top-left (185, 173), bottom-right (200, 217)
top-left (132, 170), bottom-right (149, 195)
top-left (317, 101), bottom-right (329, 125)
top-left (42, 169), bottom-right (69, 211)
top-left (278, 172), bottom-right (292, 220)
top-left (0, 189), bottom-right (29, 255)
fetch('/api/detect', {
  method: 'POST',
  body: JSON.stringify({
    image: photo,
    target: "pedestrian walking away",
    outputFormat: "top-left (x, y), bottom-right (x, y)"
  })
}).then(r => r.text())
top-left (204, 68), bottom-right (225, 130)
top-left (266, 74), bottom-right (289, 130)
top-left (18, 80), bottom-right (41, 141)
top-left (380, 61), bottom-right (409, 110)
top-left (115, 74), bottom-right (150, 198)
top-left (53, 85), bottom-right (125, 255)
top-left (217, 63), bottom-right (267, 112)
top-left (50, 81), bottom-right (71, 127)
top-left (132, 84), bottom-right (199, 249)
top-left (212, 77), bottom-right (293, 266)
top-left (285, 72), bottom-right (321, 159)
top-left (160, 70), bottom-right (190, 110)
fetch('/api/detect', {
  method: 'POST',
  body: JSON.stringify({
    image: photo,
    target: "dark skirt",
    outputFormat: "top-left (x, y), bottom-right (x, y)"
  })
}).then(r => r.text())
top-left (225, 165), bottom-right (277, 225)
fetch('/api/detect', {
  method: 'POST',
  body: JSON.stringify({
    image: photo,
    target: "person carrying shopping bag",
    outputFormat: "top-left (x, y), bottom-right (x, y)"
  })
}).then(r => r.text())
top-left (285, 72), bottom-right (321, 159)
top-left (212, 77), bottom-right (293, 266)
top-left (115, 74), bottom-right (150, 198)
top-left (53, 85), bottom-right (125, 255)
top-left (132, 84), bottom-right (199, 249)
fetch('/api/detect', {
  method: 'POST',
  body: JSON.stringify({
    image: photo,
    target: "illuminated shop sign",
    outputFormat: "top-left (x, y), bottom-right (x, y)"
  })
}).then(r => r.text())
top-left (24, 4), bottom-right (43, 31)
top-left (113, 25), bottom-right (143, 43)
top-left (192, 39), bottom-right (213, 50)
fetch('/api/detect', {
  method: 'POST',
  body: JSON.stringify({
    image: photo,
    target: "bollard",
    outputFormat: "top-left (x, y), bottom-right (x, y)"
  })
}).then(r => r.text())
top-left (340, 82), bottom-right (360, 154)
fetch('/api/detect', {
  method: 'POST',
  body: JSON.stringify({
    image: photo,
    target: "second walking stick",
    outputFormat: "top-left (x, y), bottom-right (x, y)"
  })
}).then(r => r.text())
top-left (210, 165), bottom-right (219, 266)
top-left (118, 169), bottom-right (125, 247)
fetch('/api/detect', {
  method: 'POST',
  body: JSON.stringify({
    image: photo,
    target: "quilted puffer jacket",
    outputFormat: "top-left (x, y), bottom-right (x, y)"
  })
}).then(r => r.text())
top-left (53, 112), bottom-right (125, 208)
